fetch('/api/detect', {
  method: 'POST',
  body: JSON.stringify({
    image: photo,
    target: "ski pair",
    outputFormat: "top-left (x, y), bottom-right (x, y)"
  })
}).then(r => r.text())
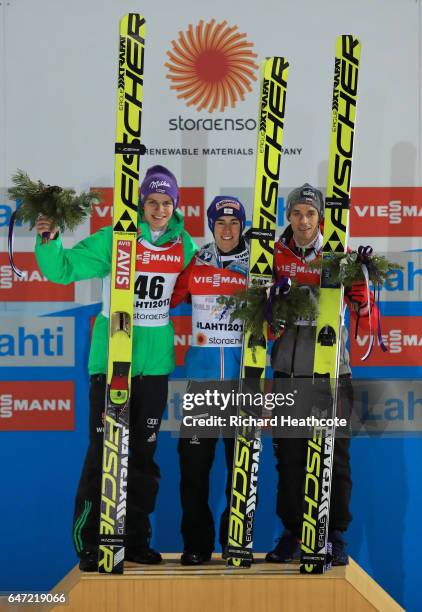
top-left (98, 13), bottom-right (146, 574)
top-left (225, 56), bottom-right (289, 566)
top-left (226, 36), bottom-right (361, 570)
top-left (300, 35), bottom-right (362, 574)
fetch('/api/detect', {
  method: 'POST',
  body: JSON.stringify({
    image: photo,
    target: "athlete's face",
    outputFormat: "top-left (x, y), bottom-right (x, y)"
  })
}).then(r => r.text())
top-left (214, 216), bottom-right (241, 253)
top-left (289, 203), bottom-right (320, 246)
top-left (143, 193), bottom-right (174, 231)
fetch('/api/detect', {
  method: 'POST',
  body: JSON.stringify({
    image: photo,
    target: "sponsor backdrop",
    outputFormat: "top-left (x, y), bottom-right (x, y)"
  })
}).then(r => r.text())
top-left (1, 0), bottom-right (421, 610)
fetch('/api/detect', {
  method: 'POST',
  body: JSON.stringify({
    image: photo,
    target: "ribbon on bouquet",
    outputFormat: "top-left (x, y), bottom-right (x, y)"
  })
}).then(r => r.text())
top-left (357, 245), bottom-right (387, 360)
top-left (8, 210), bottom-right (24, 278)
top-left (265, 275), bottom-right (292, 331)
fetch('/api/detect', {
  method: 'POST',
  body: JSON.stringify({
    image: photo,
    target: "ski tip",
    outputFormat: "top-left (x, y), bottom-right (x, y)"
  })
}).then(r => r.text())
top-left (262, 56), bottom-right (289, 68)
top-left (119, 13), bottom-right (146, 34)
top-left (259, 56), bottom-right (289, 84)
top-left (336, 34), bottom-right (362, 53)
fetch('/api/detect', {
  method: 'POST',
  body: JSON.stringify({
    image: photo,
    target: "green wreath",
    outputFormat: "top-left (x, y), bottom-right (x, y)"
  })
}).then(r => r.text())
top-left (218, 249), bottom-right (402, 341)
top-left (8, 169), bottom-right (99, 233)
top-left (310, 249), bottom-right (402, 288)
top-left (218, 280), bottom-right (319, 340)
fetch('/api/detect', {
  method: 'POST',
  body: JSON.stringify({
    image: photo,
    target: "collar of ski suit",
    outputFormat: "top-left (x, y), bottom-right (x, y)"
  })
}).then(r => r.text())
top-left (196, 237), bottom-right (249, 275)
top-left (137, 209), bottom-right (185, 245)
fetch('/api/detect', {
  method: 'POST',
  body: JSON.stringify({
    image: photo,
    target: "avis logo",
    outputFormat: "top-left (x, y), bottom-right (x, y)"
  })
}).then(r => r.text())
top-left (357, 330), bottom-right (422, 354)
top-left (115, 241), bottom-right (132, 289)
top-left (165, 19), bottom-right (258, 113)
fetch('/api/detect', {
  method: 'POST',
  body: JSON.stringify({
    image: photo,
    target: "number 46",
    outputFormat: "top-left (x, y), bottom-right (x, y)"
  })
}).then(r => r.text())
top-left (135, 275), bottom-right (164, 299)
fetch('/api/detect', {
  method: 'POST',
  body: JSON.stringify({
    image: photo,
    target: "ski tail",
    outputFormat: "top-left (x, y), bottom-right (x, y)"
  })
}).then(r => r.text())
top-left (300, 35), bottom-right (361, 574)
top-left (98, 13), bottom-right (146, 575)
top-left (226, 57), bottom-right (289, 568)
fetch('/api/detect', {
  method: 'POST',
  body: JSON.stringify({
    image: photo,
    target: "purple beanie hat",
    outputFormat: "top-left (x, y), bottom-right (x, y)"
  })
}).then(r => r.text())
top-left (140, 165), bottom-right (179, 208)
top-left (207, 196), bottom-right (246, 233)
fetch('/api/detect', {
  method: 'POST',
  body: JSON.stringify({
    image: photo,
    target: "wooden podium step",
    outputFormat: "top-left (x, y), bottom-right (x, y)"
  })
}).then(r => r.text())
top-left (46, 554), bottom-right (402, 612)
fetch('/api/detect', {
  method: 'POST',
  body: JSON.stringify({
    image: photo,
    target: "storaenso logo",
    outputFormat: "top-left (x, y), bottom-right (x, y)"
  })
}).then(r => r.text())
top-left (99, 415), bottom-right (129, 572)
top-left (165, 19), bottom-right (258, 113)
top-left (168, 116), bottom-right (257, 132)
top-left (116, 14), bottom-right (145, 227)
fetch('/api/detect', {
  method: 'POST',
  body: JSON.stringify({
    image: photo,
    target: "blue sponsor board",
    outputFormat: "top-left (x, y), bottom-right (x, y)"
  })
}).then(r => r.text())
top-left (0, 317), bottom-right (74, 366)
top-left (0, 199), bottom-right (21, 228)
top-left (0, 304), bottom-right (98, 591)
top-left (0, 294), bottom-right (420, 611)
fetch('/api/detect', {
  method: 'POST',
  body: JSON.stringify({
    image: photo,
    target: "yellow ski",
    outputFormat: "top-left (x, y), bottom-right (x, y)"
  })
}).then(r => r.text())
top-left (300, 35), bottom-right (362, 574)
top-left (226, 57), bottom-right (289, 567)
top-left (98, 13), bottom-right (146, 575)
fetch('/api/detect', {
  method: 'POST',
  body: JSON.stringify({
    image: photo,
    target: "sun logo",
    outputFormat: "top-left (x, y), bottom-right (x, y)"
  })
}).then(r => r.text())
top-left (196, 332), bottom-right (208, 346)
top-left (165, 19), bottom-right (259, 113)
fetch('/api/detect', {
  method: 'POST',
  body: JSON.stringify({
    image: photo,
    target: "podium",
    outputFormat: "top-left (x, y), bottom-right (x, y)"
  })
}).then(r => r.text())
top-left (49, 554), bottom-right (403, 612)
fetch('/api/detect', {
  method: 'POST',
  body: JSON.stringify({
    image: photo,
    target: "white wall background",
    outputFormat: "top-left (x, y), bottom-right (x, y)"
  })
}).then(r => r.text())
top-left (1, 0), bottom-right (421, 279)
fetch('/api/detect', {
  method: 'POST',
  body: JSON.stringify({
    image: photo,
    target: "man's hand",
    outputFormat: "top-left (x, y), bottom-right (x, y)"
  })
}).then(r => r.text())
top-left (345, 282), bottom-right (372, 315)
top-left (35, 216), bottom-right (58, 240)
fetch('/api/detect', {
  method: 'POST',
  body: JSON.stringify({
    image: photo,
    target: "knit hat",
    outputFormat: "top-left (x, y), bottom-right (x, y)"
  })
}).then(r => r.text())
top-left (286, 183), bottom-right (324, 219)
top-left (207, 196), bottom-right (246, 233)
top-left (140, 165), bottom-right (179, 207)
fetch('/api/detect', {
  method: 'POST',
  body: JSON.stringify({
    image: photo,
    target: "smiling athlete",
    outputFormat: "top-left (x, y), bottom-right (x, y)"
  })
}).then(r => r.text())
top-left (34, 165), bottom-right (197, 571)
top-left (171, 195), bottom-right (249, 565)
